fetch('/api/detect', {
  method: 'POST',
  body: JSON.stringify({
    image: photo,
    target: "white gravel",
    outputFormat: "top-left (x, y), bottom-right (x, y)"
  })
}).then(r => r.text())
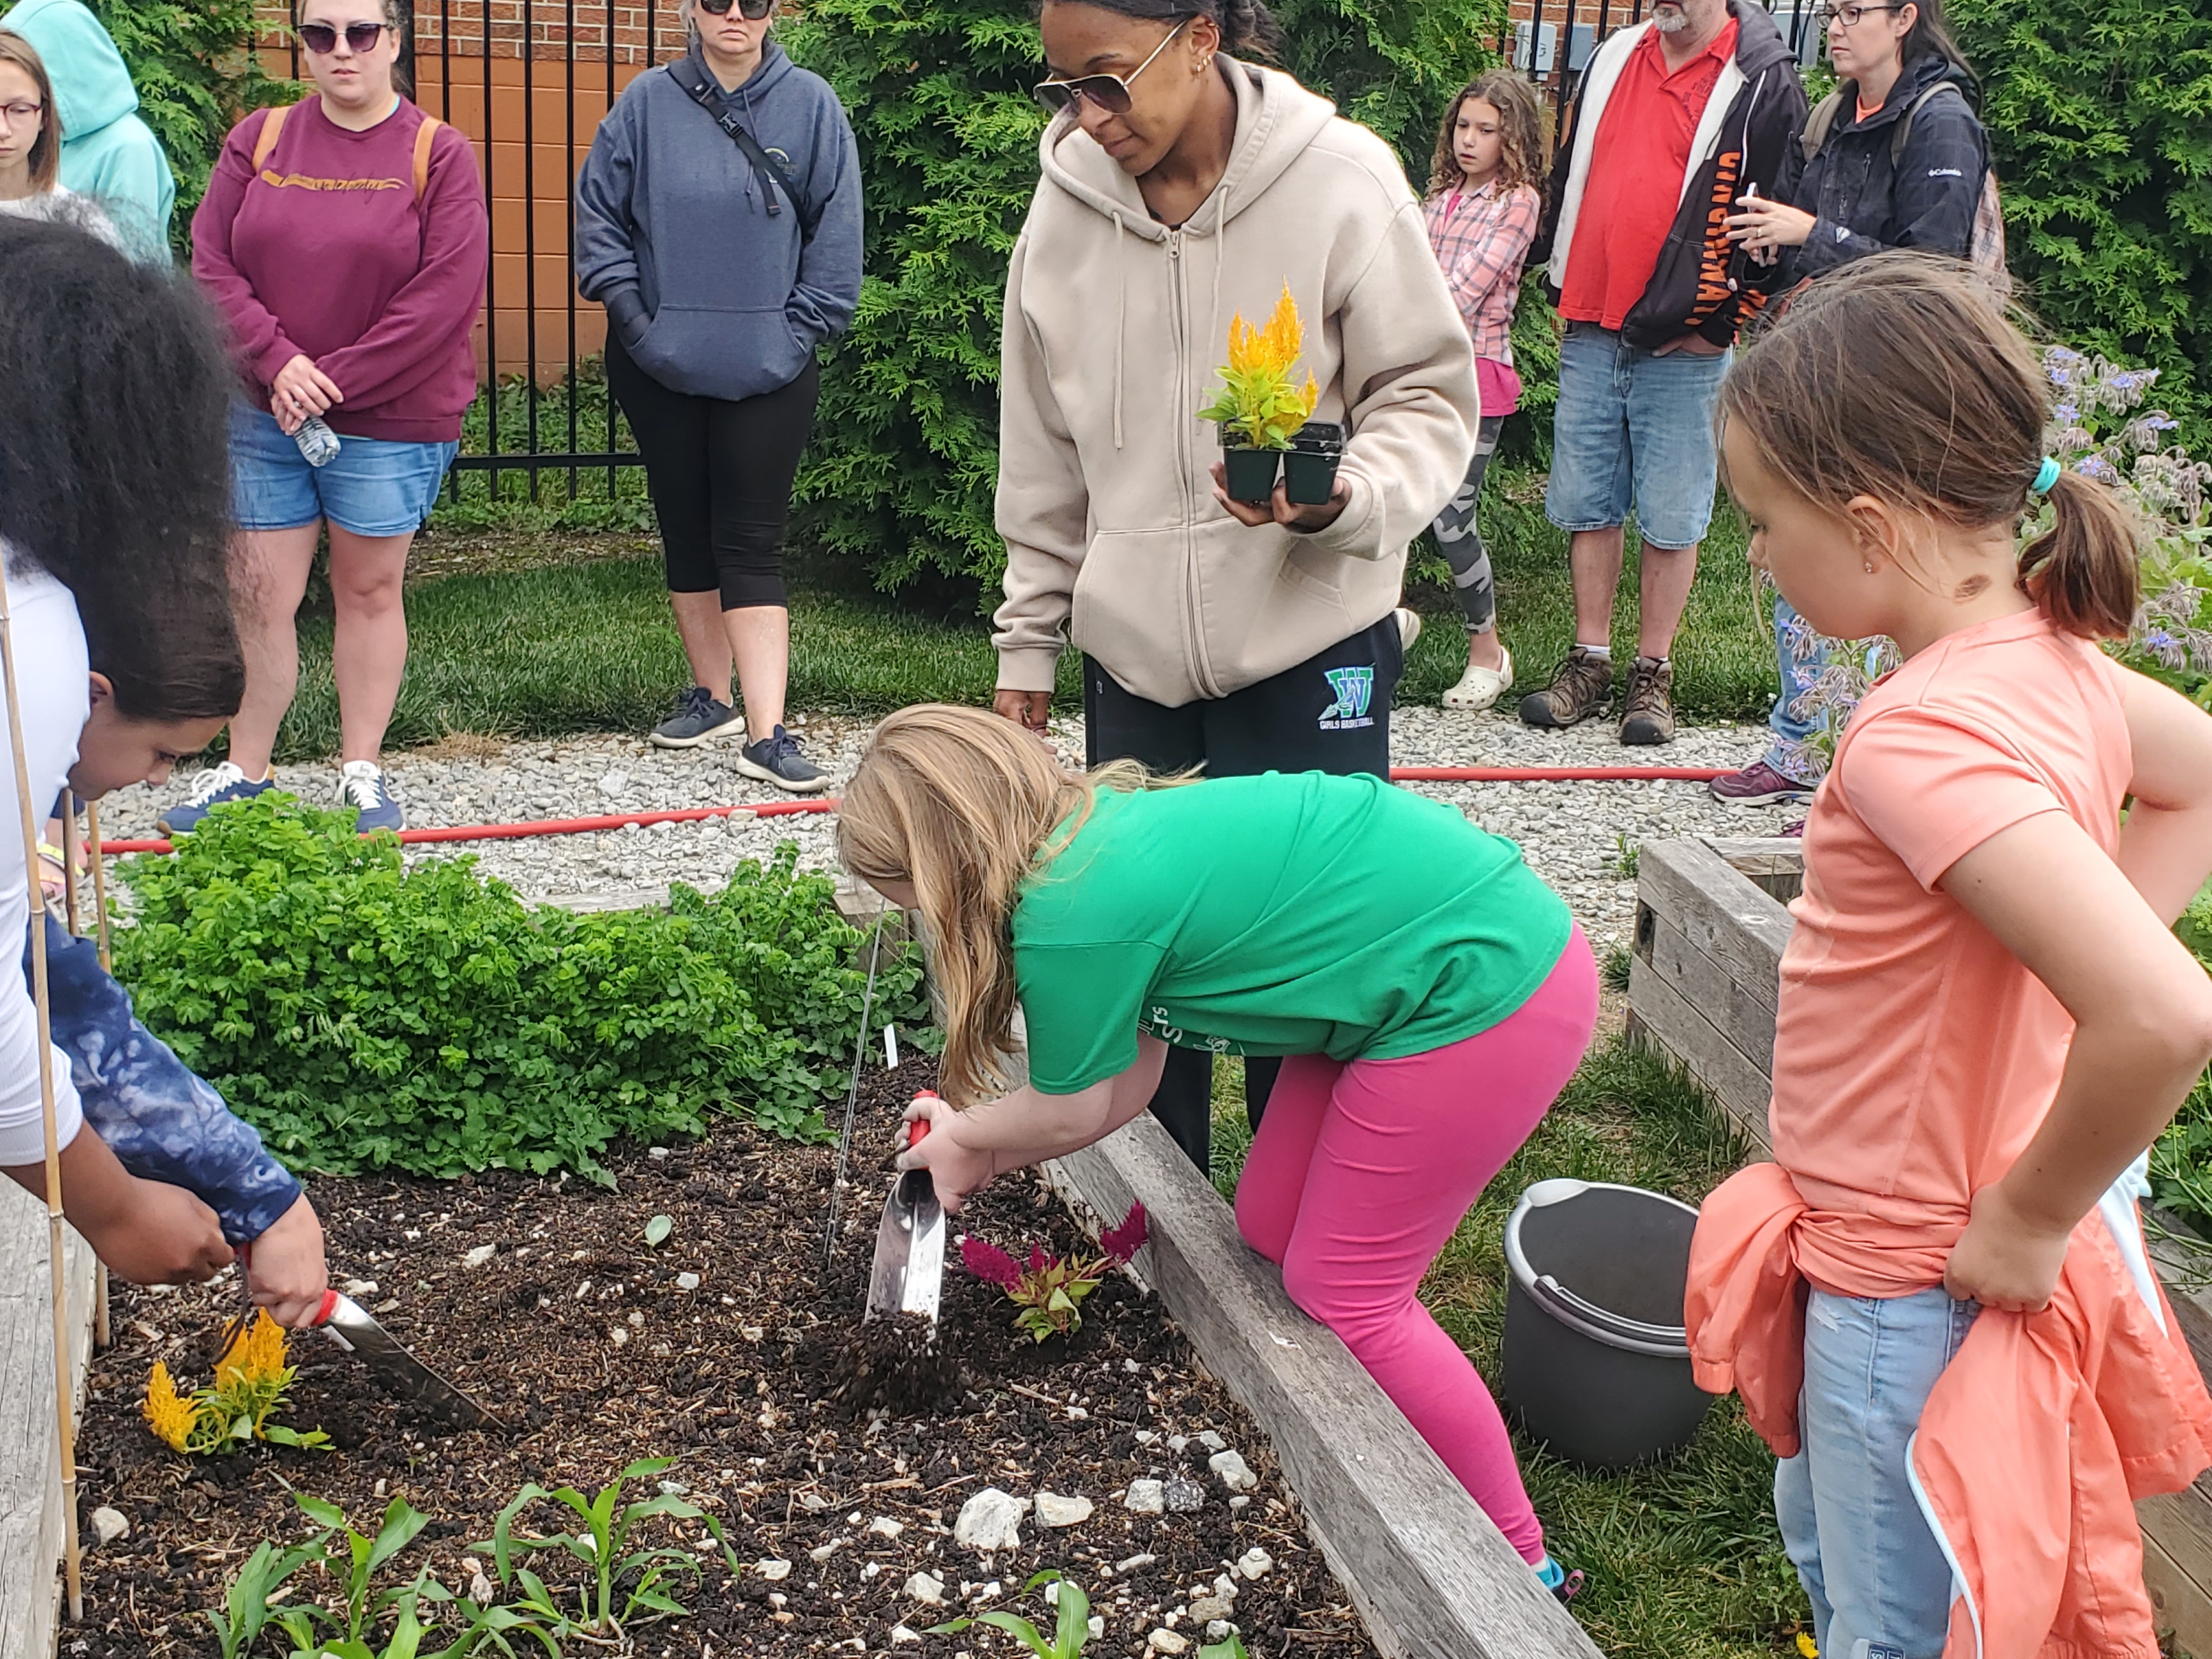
top-left (94, 706), bottom-right (1792, 950)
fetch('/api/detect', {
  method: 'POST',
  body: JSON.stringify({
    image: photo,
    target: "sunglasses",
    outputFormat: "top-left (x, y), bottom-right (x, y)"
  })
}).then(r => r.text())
top-left (697, 0), bottom-right (777, 18)
top-left (297, 20), bottom-right (388, 53)
top-left (1034, 16), bottom-right (1190, 115)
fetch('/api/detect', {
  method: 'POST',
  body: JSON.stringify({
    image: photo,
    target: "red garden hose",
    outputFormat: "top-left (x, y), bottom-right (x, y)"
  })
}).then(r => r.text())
top-left (90, 765), bottom-right (1730, 857)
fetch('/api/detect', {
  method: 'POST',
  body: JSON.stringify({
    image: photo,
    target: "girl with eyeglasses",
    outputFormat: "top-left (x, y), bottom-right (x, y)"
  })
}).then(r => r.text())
top-left (0, 31), bottom-right (119, 249)
top-left (990, 0), bottom-right (1481, 1175)
top-left (573, 0), bottom-right (862, 791)
top-left (168, 0), bottom-right (488, 839)
top-left (1706, 0), bottom-right (1991, 818)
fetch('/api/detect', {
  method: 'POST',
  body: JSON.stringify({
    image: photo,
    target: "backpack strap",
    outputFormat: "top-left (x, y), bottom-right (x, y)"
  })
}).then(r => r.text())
top-left (250, 103), bottom-right (294, 174)
top-left (662, 57), bottom-right (822, 240)
top-left (1889, 81), bottom-right (1963, 166)
top-left (1799, 89), bottom-right (1843, 162)
top-left (413, 114), bottom-right (442, 199)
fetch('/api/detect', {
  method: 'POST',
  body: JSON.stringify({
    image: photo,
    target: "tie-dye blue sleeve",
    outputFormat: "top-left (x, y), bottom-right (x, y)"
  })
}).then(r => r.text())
top-left (31, 917), bottom-right (303, 1244)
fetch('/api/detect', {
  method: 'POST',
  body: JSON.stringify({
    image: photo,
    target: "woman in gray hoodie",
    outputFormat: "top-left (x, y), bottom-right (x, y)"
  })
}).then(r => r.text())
top-left (991, 0), bottom-right (1481, 1166)
top-left (574, 0), bottom-right (861, 791)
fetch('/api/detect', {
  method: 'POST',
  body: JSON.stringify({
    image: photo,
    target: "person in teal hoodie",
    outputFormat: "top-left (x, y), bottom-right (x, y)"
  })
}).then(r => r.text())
top-left (1, 0), bottom-right (172, 259)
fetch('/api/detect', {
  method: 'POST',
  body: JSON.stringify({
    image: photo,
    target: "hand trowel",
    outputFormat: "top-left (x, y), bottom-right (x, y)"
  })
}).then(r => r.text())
top-left (308, 1289), bottom-right (496, 1430)
top-left (864, 1098), bottom-right (945, 1331)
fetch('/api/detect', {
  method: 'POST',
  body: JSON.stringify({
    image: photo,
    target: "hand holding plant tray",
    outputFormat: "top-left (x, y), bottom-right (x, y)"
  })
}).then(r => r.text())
top-left (1197, 284), bottom-right (1343, 507)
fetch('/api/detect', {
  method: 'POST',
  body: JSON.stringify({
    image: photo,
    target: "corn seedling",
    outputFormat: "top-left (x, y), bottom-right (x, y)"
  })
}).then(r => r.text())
top-left (143, 1310), bottom-right (329, 1455)
top-left (479, 1456), bottom-right (738, 1636)
top-left (205, 1525), bottom-right (337, 1659)
top-left (1197, 284), bottom-right (1320, 450)
top-left (930, 1571), bottom-right (1093, 1657)
top-left (961, 1203), bottom-right (1147, 1342)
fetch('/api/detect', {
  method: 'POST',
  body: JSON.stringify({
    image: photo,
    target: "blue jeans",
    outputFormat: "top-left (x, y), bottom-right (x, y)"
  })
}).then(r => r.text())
top-left (1774, 1286), bottom-right (1980, 1659)
top-left (1544, 321), bottom-right (1732, 551)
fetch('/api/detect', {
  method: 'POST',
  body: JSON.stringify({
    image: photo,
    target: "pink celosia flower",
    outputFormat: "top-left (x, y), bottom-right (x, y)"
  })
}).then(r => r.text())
top-left (1101, 1201), bottom-right (1149, 1266)
top-left (960, 1235), bottom-right (1021, 1290)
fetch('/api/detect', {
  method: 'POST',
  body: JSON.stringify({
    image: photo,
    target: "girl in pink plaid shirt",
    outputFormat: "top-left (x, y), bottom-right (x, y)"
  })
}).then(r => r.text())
top-left (1423, 70), bottom-right (1543, 713)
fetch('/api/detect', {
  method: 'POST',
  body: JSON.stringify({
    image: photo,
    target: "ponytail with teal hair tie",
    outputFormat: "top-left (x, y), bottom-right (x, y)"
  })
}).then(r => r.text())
top-left (2032, 456), bottom-right (2062, 496)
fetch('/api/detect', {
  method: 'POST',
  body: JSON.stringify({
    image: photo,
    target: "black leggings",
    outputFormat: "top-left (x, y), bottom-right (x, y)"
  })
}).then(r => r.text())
top-left (1083, 616), bottom-right (1403, 1173)
top-left (605, 332), bottom-right (819, 610)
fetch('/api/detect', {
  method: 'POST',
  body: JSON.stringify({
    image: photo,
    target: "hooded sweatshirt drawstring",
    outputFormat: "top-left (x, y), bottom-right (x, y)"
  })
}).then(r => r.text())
top-left (1113, 210), bottom-right (1127, 450)
top-left (1206, 180), bottom-right (1231, 381)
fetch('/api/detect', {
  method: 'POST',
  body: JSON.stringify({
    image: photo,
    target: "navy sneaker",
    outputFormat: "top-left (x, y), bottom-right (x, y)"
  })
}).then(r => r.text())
top-left (337, 761), bottom-right (404, 834)
top-left (156, 762), bottom-right (275, 835)
top-left (736, 725), bottom-right (828, 794)
top-left (648, 686), bottom-right (746, 749)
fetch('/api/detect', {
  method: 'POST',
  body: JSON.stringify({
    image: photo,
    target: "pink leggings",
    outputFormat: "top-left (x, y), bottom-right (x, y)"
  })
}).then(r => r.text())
top-left (1234, 928), bottom-right (1598, 1565)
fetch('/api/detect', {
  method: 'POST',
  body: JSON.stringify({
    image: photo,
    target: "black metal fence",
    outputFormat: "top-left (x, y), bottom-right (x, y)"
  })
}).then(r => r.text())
top-left (274, 0), bottom-right (1826, 512)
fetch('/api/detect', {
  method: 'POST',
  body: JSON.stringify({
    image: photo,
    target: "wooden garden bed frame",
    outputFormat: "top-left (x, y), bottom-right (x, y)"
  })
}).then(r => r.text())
top-left (1629, 836), bottom-right (2212, 1655)
top-left (0, 1201), bottom-right (95, 1659)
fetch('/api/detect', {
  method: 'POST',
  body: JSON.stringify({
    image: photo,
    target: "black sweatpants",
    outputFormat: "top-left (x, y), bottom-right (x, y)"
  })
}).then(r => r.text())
top-left (605, 332), bottom-right (820, 611)
top-left (1083, 614), bottom-right (1403, 1173)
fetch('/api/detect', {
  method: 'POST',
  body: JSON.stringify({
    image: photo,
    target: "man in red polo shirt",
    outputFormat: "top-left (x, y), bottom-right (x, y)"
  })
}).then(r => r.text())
top-left (1522, 0), bottom-right (1806, 744)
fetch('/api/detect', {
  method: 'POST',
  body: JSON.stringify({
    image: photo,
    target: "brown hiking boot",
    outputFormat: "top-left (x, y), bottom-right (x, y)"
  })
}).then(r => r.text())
top-left (1517, 647), bottom-right (1614, 729)
top-left (1620, 655), bottom-right (1676, 746)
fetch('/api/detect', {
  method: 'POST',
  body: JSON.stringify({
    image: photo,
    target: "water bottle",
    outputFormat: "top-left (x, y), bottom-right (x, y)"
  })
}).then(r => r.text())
top-left (293, 415), bottom-right (341, 469)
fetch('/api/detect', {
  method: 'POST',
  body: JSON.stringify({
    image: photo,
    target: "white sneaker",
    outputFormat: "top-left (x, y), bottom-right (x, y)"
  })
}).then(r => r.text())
top-left (1443, 644), bottom-right (1515, 712)
top-left (1394, 606), bottom-right (1423, 654)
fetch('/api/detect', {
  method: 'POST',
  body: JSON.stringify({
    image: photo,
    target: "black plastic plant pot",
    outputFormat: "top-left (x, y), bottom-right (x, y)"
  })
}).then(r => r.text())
top-left (1220, 434), bottom-right (1282, 506)
top-left (1282, 421), bottom-right (1345, 507)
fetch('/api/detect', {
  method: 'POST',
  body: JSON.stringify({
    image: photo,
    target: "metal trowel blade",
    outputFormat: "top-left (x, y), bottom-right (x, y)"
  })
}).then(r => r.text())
top-left (864, 1165), bottom-right (945, 1327)
top-left (316, 1292), bottom-right (496, 1429)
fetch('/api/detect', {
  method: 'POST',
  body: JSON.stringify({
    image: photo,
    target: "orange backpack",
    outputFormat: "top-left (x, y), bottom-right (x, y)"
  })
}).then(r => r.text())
top-left (250, 102), bottom-right (443, 199)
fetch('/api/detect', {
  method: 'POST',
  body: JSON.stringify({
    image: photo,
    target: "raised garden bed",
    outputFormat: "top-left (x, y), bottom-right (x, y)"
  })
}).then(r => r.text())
top-left (0, 1201), bottom-right (94, 1659)
top-left (1629, 836), bottom-right (2212, 1657)
top-left (61, 1057), bottom-right (1384, 1658)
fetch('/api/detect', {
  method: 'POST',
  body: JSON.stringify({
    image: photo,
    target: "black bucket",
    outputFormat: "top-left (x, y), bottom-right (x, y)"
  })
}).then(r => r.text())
top-left (1500, 1178), bottom-right (1714, 1470)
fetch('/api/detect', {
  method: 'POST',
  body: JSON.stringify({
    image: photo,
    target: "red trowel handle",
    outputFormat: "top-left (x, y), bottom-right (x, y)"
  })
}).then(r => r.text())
top-left (311, 1289), bottom-right (341, 1327)
top-left (909, 1091), bottom-right (939, 1149)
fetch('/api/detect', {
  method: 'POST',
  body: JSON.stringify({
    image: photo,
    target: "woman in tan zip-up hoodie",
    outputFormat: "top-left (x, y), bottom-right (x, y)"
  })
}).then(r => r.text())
top-left (990, 0), bottom-right (1481, 1169)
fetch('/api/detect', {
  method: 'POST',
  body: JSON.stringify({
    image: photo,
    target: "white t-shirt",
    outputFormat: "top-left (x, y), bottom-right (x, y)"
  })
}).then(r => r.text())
top-left (0, 560), bottom-right (87, 1165)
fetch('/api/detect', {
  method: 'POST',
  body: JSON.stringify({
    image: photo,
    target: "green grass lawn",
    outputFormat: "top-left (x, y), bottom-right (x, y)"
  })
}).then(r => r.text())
top-left (1209, 1041), bottom-right (1809, 1659)
top-left (269, 475), bottom-right (1775, 760)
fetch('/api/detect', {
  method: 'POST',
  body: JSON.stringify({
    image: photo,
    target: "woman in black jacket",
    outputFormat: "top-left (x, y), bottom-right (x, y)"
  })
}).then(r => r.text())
top-left (1705, 0), bottom-right (1989, 811)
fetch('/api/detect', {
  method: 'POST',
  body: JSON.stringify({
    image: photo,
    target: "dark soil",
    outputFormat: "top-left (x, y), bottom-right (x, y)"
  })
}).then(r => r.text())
top-left (72, 1058), bottom-right (1379, 1659)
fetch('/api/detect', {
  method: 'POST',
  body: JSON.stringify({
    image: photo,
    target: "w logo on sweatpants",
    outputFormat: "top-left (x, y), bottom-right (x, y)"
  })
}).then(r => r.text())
top-left (1320, 665), bottom-right (1375, 730)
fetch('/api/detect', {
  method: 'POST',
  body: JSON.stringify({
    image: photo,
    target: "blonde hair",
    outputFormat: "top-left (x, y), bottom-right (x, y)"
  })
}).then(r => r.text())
top-left (0, 32), bottom-right (61, 196)
top-left (838, 704), bottom-right (1157, 1107)
top-left (1428, 69), bottom-right (1544, 199)
top-left (1720, 253), bottom-right (2142, 639)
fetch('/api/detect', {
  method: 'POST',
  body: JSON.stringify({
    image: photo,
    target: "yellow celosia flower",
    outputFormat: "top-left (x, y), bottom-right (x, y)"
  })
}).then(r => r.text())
top-left (215, 1308), bottom-right (289, 1389)
top-left (1796, 1633), bottom-right (1819, 1659)
top-left (143, 1361), bottom-right (199, 1453)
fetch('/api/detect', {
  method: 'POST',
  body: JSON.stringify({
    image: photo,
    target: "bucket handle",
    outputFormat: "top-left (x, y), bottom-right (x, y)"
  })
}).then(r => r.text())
top-left (1535, 1274), bottom-right (1686, 1345)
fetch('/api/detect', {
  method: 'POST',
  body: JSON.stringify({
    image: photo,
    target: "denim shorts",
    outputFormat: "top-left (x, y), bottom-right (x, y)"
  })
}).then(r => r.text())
top-left (1544, 320), bottom-right (1732, 550)
top-left (1774, 1286), bottom-right (1980, 1659)
top-left (229, 404), bottom-right (457, 537)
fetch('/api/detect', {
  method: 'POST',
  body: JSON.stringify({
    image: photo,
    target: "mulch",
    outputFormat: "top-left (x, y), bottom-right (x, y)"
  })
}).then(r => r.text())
top-left (69, 1058), bottom-right (1379, 1659)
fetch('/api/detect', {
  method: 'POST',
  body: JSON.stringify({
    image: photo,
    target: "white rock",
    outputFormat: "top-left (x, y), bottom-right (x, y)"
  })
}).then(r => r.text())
top-left (342, 1278), bottom-right (378, 1297)
top-left (1044, 1581), bottom-right (1063, 1606)
top-left (953, 1487), bottom-right (1029, 1553)
top-left (609, 1326), bottom-right (629, 1348)
top-left (1208, 1451), bottom-right (1259, 1493)
top-left (89, 1507), bottom-right (127, 1546)
top-left (810, 1541), bottom-right (843, 1562)
top-left (1133, 1430), bottom-right (1159, 1445)
top-left (627, 1310), bottom-right (645, 1328)
top-left (1228, 1496), bottom-right (1251, 1511)
top-left (757, 1559), bottom-right (792, 1581)
top-left (1212, 1575), bottom-right (1238, 1601)
top-left (768, 1592), bottom-right (787, 1609)
top-left (890, 1627), bottom-right (921, 1646)
top-left (870, 1516), bottom-right (904, 1539)
top-left (1189, 1596), bottom-right (1233, 1622)
top-left (862, 1562), bottom-right (882, 1579)
top-left (1115, 1553), bottom-right (1157, 1573)
top-left (599, 770), bottom-right (630, 797)
top-left (648, 1144), bottom-right (671, 1160)
top-left (1235, 1547), bottom-right (1274, 1581)
top-left (463, 1244), bottom-right (497, 1268)
top-left (675, 1271), bottom-right (702, 1291)
top-left (973, 1579), bottom-right (1002, 1601)
top-left (902, 1571), bottom-right (946, 1606)
top-left (1090, 1617), bottom-right (1107, 1639)
top-left (1167, 1434), bottom-right (1190, 1453)
top-left (1198, 1430), bottom-right (1226, 1451)
top-left (1206, 1621), bottom-right (1235, 1643)
top-left (658, 1479), bottom-right (690, 1495)
top-left (1148, 1632), bottom-right (1189, 1655)
top-left (1122, 1480), bottom-right (1165, 1515)
top-left (1034, 1491), bottom-right (1093, 1528)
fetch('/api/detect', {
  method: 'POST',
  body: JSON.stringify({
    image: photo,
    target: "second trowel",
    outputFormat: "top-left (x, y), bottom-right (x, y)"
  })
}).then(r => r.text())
top-left (864, 1097), bottom-right (945, 1331)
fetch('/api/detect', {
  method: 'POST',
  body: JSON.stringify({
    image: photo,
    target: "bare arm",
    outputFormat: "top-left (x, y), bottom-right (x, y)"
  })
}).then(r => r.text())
top-left (5, 1130), bottom-right (233, 1288)
top-left (1940, 808), bottom-right (2212, 1310)
top-left (899, 1036), bottom-right (1171, 1211)
top-left (2114, 668), bottom-right (2212, 924)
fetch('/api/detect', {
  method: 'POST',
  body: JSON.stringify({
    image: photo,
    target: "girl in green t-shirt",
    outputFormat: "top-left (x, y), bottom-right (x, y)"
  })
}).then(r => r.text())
top-left (839, 703), bottom-right (1598, 1599)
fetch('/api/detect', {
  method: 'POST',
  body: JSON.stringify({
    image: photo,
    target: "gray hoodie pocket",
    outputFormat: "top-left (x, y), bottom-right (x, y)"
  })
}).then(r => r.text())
top-left (630, 304), bottom-right (812, 402)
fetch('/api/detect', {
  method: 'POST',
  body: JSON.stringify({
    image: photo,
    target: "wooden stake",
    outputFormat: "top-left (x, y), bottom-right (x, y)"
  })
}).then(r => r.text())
top-left (86, 799), bottom-right (110, 1352)
top-left (58, 788), bottom-right (78, 938)
top-left (0, 570), bottom-right (83, 1622)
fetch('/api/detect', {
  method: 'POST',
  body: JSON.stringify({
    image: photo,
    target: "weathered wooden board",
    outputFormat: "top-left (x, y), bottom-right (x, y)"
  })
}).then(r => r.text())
top-left (1048, 1114), bottom-right (1602, 1659)
top-left (1635, 839), bottom-right (1795, 1001)
top-left (2140, 1486), bottom-right (2212, 1657)
top-left (1625, 956), bottom-right (1776, 1157)
top-left (0, 1184), bottom-right (96, 1659)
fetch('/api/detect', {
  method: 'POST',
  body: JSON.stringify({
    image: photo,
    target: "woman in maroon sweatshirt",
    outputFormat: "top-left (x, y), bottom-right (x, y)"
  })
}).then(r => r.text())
top-left (166, 0), bottom-right (487, 836)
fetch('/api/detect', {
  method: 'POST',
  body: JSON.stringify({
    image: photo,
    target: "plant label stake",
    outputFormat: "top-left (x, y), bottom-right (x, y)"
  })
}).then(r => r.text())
top-left (865, 1107), bottom-right (945, 1329)
top-left (820, 910), bottom-right (889, 1288)
top-left (307, 1289), bottom-right (495, 1430)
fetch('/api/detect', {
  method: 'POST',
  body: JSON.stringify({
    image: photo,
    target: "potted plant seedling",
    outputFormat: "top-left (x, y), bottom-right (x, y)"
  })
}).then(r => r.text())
top-left (1198, 284), bottom-right (1342, 507)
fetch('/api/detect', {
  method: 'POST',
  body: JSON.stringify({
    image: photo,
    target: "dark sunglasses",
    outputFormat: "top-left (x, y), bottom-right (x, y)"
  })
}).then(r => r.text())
top-left (1033, 16), bottom-right (1190, 115)
top-left (297, 20), bottom-right (388, 53)
top-left (697, 0), bottom-right (777, 18)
